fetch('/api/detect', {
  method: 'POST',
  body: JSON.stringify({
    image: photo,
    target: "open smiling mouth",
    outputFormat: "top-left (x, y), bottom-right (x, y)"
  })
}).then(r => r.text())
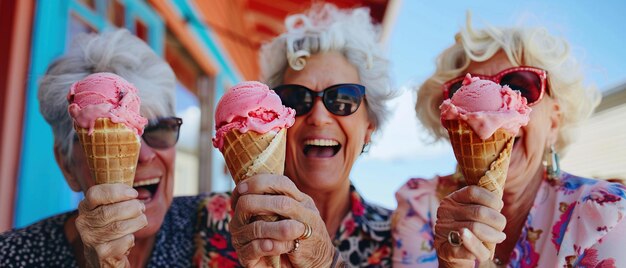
top-left (303, 139), bottom-right (342, 158)
top-left (133, 178), bottom-right (160, 203)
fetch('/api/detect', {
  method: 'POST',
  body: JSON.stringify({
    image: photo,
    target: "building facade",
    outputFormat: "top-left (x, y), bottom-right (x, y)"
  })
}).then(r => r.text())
top-left (0, 0), bottom-right (396, 232)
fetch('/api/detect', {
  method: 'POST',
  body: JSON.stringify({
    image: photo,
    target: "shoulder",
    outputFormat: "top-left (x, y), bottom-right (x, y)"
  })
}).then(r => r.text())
top-left (0, 212), bottom-right (76, 266)
top-left (549, 173), bottom-right (626, 253)
top-left (550, 173), bottom-right (626, 205)
top-left (396, 175), bottom-right (462, 198)
top-left (395, 175), bottom-right (462, 214)
top-left (362, 198), bottom-right (392, 220)
top-left (194, 192), bottom-right (233, 231)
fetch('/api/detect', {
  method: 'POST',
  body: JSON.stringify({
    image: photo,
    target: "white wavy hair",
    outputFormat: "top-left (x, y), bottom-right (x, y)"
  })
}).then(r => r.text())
top-left (416, 14), bottom-right (601, 155)
top-left (38, 29), bottom-right (176, 165)
top-left (260, 3), bottom-right (398, 131)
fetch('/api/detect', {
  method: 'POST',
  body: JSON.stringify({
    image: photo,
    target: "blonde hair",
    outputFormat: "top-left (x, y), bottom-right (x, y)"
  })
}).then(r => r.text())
top-left (260, 3), bottom-right (398, 131)
top-left (416, 14), bottom-right (601, 155)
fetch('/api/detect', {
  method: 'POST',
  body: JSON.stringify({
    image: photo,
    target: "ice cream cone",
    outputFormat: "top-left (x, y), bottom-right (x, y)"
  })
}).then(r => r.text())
top-left (75, 118), bottom-right (141, 186)
top-left (222, 128), bottom-right (287, 268)
top-left (444, 119), bottom-right (514, 258)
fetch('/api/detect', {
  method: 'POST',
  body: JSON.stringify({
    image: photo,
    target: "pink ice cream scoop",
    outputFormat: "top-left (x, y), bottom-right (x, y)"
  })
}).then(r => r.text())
top-left (212, 81), bottom-right (295, 150)
top-left (67, 72), bottom-right (148, 135)
top-left (440, 74), bottom-right (531, 139)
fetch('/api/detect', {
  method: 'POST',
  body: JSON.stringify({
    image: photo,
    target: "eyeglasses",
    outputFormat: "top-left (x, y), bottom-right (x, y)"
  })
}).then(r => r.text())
top-left (273, 83), bottom-right (366, 116)
top-left (442, 66), bottom-right (549, 106)
top-left (142, 117), bottom-right (183, 149)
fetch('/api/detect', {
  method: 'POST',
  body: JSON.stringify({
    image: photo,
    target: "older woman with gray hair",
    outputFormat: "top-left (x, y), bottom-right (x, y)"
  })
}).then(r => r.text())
top-left (392, 16), bottom-right (626, 267)
top-left (0, 29), bottom-right (222, 267)
top-left (194, 4), bottom-right (399, 267)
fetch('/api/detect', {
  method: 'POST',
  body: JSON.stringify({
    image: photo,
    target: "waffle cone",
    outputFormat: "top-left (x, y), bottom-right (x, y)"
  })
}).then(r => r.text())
top-left (75, 118), bottom-right (140, 186)
top-left (221, 128), bottom-right (287, 268)
top-left (444, 119), bottom-right (514, 259)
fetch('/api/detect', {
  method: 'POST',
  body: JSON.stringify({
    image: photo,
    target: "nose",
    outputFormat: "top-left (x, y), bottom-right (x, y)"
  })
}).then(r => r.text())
top-left (305, 98), bottom-right (333, 126)
top-left (137, 139), bottom-right (156, 163)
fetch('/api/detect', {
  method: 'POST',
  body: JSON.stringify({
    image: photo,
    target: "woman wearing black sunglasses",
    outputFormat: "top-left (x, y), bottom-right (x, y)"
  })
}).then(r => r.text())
top-left (216, 4), bottom-right (400, 267)
top-left (392, 15), bottom-right (626, 267)
top-left (0, 29), bottom-right (218, 267)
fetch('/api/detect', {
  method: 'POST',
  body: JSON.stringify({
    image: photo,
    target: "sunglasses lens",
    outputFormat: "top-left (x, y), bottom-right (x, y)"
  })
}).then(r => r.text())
top-left (324, 85), bottom-right (363, 116)
top-left (500, 71), bottom-right (542, 104)
top-left (142, 117), bottom-right (182, 149)
top-left (274, 86), bottom-right (313, 115)
top-left (447, 81), bottom-right (464, 99)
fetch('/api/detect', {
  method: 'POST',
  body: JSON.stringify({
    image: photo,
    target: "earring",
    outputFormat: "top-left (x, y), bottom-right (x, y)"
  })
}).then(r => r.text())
top-left (543, 144), bottom-right (560, 180)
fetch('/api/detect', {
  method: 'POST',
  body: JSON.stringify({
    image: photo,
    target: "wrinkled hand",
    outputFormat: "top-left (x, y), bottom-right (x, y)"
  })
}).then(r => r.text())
top-left (434, 186), bottom-right (507, 267)
top-left (75, 184), bottom-right (147, 268)
top-left (230, 174), bottom-right (335, 268)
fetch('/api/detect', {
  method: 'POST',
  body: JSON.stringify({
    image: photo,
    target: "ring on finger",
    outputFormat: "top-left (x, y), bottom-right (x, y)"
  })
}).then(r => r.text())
top-left (288, 239), bottom-right (300, 254)
top-left (298, 222), bottom-right (312, 240)
top-left (448, 230), bottom-right (463, 247)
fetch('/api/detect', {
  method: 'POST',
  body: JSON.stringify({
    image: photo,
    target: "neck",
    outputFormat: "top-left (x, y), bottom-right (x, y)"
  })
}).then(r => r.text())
top-left (495, 167), bottom-right (544, 262)
top-left (65, 214), bottom-right (155, 268)
top-left (300, 180), bottom-right (351, 237)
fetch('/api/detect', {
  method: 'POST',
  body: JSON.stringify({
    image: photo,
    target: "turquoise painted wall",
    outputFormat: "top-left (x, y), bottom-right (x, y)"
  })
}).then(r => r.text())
top-left (16, 0), bottom-right (240, 227)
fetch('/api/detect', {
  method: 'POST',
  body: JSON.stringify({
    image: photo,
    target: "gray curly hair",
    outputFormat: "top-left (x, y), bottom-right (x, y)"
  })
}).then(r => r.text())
top-left (38, 29), bottom-right (176, 165)
top-left (259, 3), bottom-right (398, 132)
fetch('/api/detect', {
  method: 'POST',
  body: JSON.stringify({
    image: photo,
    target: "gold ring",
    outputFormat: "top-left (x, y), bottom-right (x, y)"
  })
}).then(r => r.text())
top-left (299, 222), bottom-right (312, 240)
top-left (288, 239), bottom-right (300, 254)
top-left (448, 230), bottom-right (463, 247)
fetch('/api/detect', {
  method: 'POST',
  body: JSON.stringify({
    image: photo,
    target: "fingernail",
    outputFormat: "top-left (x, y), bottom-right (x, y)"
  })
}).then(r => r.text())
top-left (238, 182), bottom-right (248, 194)
top-left (126, 188), bottom-right (138, 198)
top-left (461, 228), bottom-right (471, 239)
top-left (260, 239), bottom-right (273, 252)
top-left (461, 228), bottom-right (472, 241)
top-left (499, 232), bottom-right (507, 242)
top-left (141, 202), bottom-right (146, 212)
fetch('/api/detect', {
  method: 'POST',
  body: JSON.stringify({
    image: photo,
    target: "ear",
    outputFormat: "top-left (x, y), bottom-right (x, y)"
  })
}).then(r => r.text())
top-left (547, 100), bottom-right (562, 145)
top-left (54, 145), bottom-right (81, 192)
top-left (364, 120), bottom-right (375, 145)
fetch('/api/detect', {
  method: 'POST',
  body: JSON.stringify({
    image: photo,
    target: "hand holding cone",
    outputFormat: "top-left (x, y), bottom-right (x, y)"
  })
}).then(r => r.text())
top-left (440, 74), bottom-right (531, 259)
top-left (444, 119), bottom-right (513, 257)
top-left (222, 128), bottom-right (286, 267)
top-left (212, 81), bottom-right (295, 268)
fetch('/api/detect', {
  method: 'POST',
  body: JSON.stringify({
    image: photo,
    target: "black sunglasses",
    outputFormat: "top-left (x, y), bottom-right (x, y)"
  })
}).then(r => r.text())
top-left (142, 117), bottom-right (183, 149)
top-left (273, 83), bottom-right (366, 116)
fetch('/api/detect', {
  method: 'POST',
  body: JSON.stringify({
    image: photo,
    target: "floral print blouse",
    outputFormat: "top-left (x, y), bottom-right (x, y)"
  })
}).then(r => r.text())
top-left (392, 172), bottom-right (626, 267)
top-left (194, 185), bottom-right (393, 267)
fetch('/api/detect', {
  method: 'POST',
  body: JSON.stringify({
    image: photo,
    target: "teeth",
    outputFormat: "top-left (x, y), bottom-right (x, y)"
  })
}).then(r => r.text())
top-left (133, 178), bottom-right (160, 187)
top-left (304, 139), bottom-right (339, 146)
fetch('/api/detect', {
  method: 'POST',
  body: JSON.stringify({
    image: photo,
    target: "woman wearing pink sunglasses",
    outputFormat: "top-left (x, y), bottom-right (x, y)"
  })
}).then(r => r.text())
top-left (392, 16), bottom-right (626, 267)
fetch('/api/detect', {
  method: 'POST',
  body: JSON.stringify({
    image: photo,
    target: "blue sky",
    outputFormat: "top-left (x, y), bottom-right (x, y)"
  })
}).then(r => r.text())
top-left (351, 0), bottom-right (626, 208)
top-left (176, 1), bottom-right (626, 208)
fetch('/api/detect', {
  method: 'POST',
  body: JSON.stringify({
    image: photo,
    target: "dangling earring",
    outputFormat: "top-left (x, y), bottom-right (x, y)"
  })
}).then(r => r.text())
top-left (543, 144), bottom-right (560, 180)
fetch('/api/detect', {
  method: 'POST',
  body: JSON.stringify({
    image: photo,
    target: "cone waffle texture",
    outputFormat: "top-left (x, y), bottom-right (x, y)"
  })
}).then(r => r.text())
top-left (75, 118), bottom-right (140, 186)
top-left (444, 119), bottom-right (514, 259)
top-left (444, 120), bottom-right (514, 198)
top-left (221, 128), bottom-right (287, 268)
